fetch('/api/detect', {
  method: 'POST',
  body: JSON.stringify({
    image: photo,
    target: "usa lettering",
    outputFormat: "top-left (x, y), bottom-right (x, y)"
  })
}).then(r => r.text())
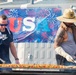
top-left (8, 17), bottom-right (35, 32)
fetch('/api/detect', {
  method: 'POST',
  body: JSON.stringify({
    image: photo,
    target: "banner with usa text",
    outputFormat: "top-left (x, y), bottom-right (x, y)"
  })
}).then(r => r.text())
top-left (0, 7), bottom-right (62, 43)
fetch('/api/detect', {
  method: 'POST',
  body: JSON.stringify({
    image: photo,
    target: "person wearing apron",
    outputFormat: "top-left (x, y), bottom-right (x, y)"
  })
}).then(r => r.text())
top-left (0, 14), bottom-right (19, 71)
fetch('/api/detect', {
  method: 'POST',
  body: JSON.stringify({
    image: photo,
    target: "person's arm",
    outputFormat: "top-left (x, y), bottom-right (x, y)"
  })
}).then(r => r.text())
top-left (10, 42), bottom-right (19, 64)
top-left (54, 27), bottom-right (65, 48)
top-left (54, 27), bottom-right (74, 62)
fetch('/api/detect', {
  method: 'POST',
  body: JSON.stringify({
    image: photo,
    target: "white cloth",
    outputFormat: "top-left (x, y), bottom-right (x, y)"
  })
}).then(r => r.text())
top-left (55, 46), bottom-right (74, 62)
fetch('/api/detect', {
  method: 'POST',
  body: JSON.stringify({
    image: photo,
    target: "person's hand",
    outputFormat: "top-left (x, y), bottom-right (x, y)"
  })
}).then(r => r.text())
top-left (15, 60), bottom-right (20, 64)
top-left (66, 55), bottom-right (74, 62)
top-left (73, 56), bottom-right (76, 60)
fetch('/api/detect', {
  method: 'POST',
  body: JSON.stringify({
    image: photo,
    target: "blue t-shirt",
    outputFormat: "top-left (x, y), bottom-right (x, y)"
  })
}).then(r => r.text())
top-left (0, 28), bottom-right (13, 64)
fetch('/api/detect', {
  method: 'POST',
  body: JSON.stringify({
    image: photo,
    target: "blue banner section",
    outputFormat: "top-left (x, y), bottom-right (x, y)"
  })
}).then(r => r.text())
top-left (0, 8), bottom-right (62, 43)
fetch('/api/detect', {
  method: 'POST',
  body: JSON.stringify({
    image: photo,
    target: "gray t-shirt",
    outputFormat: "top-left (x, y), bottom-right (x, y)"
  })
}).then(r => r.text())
top-left (61, 31), bottom-right (76, 57)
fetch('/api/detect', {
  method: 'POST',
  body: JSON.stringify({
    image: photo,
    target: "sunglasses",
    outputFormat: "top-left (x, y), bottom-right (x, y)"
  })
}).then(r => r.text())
top-left (0, 24), bottom-right (8, 26)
